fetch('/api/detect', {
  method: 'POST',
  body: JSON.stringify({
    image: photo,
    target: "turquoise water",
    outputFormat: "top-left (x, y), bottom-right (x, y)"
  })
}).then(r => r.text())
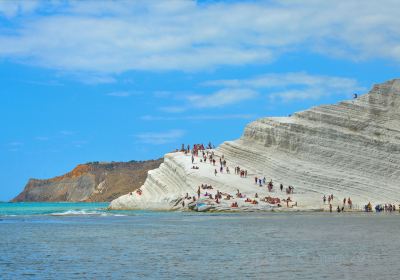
top-left (0, 202), bottom-right (110, 216)
top-left (1, 203), bottom-right (399, 279)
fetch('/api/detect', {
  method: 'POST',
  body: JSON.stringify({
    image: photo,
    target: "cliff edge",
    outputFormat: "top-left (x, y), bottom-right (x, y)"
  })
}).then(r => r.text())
top-left (12, 159), bottom-right (163, 202)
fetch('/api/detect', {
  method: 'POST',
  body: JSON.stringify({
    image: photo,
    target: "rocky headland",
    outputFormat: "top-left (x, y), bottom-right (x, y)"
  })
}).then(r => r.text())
top-left (13, 159), bottom-right (163, 202)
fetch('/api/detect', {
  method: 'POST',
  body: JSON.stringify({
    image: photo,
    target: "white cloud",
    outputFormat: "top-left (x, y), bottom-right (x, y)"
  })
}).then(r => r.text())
top-left (136, 129), bottom-right (185, 145)
top-left (0, 1), bottom-right (399, 75)
top-left (153, 91), bottom-right (173, 98)
top-left (159, 106), bottom-right (187, 113)
top-left (72, 140), bottom-right (88, 148)
top-left (8, 141), bottom-right (23, 147)
top-left (106, 91), bottom-right (141, 97)
top-left (6, 141), bottom-right (23, 152)
top-left (187, 88), bottom-right (258, 108)
top-left (59, 130), bottom-right (76, 136)
top-left (0, 1), bottom-right (39, 18)
top-left (204, 72), bottom-right (364, 102)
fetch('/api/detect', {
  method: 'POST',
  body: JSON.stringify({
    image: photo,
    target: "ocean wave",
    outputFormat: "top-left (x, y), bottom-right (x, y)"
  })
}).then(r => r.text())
top-left (50, 210), bottom-right (102, 216)
top-left (49, 210), bottom-right (128, 216)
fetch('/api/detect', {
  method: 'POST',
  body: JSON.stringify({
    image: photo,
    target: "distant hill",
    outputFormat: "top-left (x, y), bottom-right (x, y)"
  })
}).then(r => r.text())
top-left (12, 159), bottom-right (163, 202)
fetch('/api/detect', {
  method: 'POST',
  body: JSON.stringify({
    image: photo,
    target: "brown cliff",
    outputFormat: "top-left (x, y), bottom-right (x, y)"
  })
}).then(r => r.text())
top-left (12, 159), bottom-right (163, 202)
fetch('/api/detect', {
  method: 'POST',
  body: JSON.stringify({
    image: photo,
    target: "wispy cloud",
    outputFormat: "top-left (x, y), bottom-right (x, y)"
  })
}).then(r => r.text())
top-left (23, 80), bottom-right (63, 87)
top-left (0, 1), bottom-right (39, 18)
top-left (204, 72), bottom-right (364, 102)
top-left (136, 129), bottom-right (185, 145)
top-left (159, 106), bottom-right (187, 113)
top-left (8, 141), bottom-right (23, 147)
top-left (106, 91), bottom-right (140, 97)
top-left (72, 140), bottom-right (88, 148)
top-left (68, 73), bottom-right (116, 85)
top-left (59, 130), bottom-right (76, 136)
top-left (186, 88), bottom-right (258, 108)
top-left (153, 91), bottom-right (173, 98)
top-left (6, 141), bottom-right (24, 152)
top-left (0, 1), bottom-right (399, 75)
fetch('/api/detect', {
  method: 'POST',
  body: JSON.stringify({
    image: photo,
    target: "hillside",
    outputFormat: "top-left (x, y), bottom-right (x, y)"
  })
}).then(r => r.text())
top-left (12, 159), bottom-right (163, 202)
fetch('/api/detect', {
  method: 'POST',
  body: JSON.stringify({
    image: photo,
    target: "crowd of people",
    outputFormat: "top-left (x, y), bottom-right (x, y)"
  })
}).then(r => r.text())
top-left (322, 195), bottom-right (353, 213)
top-left (373, 203), bottom-right (398, 213)
top-left (178, 142), bottom-right (299, 209)
top-left (130, 144), bottom-right (399, 214)
top-left (126, 143), bottom-right (400, 214)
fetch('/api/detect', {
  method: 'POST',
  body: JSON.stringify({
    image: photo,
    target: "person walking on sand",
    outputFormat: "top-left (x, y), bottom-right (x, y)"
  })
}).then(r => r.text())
top-left (323, 195), bottom-right (326, 204)
top-left (329, 204), bottom-right (332, 212)
top-left (280, 184), bottom-right (283, 192)
top-left (197, 187), bottom-right (200, 199)
top-left (214, 169), bottom-right (218, 176)
top-left (192, 155), bottom-right (194, 164)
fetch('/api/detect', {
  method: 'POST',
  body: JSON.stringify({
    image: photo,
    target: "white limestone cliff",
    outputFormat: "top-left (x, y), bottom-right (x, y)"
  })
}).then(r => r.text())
top-left (109, 79), bottom-right (400, 211)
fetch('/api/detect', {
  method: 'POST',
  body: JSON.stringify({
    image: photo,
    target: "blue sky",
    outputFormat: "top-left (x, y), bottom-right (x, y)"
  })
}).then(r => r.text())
top-left (0, 0), bottom-right (399, 200)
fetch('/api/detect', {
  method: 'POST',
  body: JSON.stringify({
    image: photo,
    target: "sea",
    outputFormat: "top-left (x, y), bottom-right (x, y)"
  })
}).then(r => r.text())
top-left (0, 202), bottom-right (399, 280)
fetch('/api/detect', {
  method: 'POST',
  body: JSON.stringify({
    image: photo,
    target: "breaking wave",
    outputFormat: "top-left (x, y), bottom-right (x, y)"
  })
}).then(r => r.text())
top-left (49, 210), bottom-right (126, 216)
